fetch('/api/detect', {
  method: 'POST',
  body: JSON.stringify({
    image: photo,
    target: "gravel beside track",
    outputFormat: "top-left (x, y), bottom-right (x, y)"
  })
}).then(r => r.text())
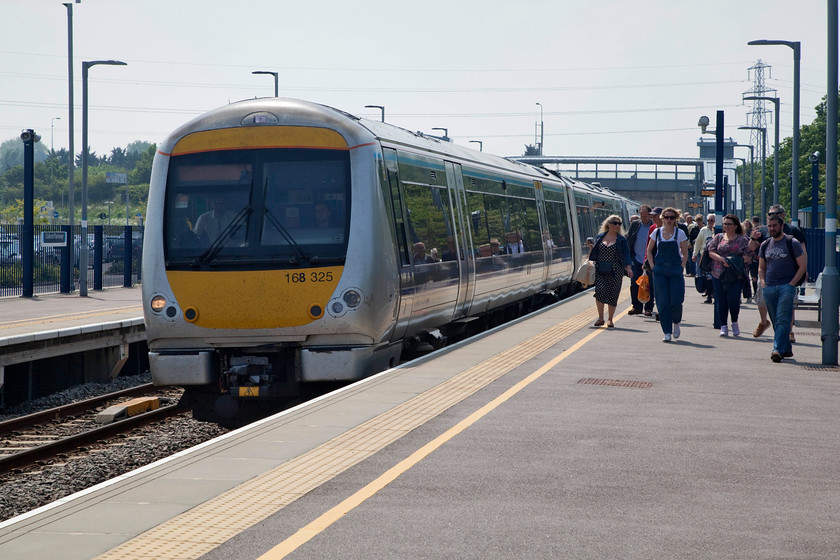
top-left (0, 413), bottom-right (228, 522)
top-left (0, 374), bottom-right (229, 522)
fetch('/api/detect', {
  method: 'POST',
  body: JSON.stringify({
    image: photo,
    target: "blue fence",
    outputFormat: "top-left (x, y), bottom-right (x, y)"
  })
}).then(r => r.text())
top-left (0, 223), bottom-right (143, 298)
top-left (802, 228), bottom-right (840, 282)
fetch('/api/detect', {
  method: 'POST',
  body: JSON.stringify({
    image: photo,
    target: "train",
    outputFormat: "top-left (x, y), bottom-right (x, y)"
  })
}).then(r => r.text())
top-left (141, 97), bottom-right (637, 421)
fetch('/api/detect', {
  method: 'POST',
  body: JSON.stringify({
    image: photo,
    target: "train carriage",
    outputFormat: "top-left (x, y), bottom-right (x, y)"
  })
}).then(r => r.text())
top-left (142, 98), bottom-right (635, 420)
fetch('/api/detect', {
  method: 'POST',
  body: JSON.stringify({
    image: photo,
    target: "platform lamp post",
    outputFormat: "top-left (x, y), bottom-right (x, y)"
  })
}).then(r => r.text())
top-left (734, 143), bottom-right (755, 218)
top-left (252, 70), bottom-right (278, 97)
top-left (21, 129), bottom-right (40, 298)
top-left (64, 1), bottom-right (80, 232)
top-left (822, 1), bottom-right (838, 365)
top-left (431, 127), bottom-right (450, 142)
top-left (749, 39), bottom-right (800, 226)
top-left (535, 102), bottom-right (544, 156)
top-left (732, 158), bottom-right (747, 219)
top-left (698, 112), bottom-right (725, 232)
top-left (469, 140), bottom-right (483, 152)
top-left (738, 126), bottom-right (767, 218)
top-left (50, 117), bottom-right (61, 152)
top-left (81, 59), bottom-right (126, 297)
top-left (364, 105), bottom-right (385, 122)
top-left (743, 96), bottom-right (780, 207)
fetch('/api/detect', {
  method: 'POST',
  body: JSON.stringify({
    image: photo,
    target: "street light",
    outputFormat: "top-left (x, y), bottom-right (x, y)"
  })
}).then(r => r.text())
top-left (81, 59), bottom-right (126, 297)
top-left (743, 95), bottom-right (780, 207)
top-left (535, 102), bottom-right (544, 156)
top-left (749, 39), bottom-right (801, 225)
top-left (51, 117), bottom-right (61, 153)
top-left (431, 127), bottom-right (450, 142)
top-left (734, 143), bottom-right (755, 218)
top-left (365, 105), bottom-right (385, 122)
top-left (64, 1), bottom-right (80, 231)
top-left (252, 70), bottom-right (278, 97)
top-left (469, 140), bottom-right (483, 152)
top-left (738, 126), bottom-right (767, 218)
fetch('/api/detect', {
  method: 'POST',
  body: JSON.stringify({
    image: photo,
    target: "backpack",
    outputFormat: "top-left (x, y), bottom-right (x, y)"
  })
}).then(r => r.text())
top-left (784, 235), bottom-right (807, 287)
top-left (698, 234), bottom-right (715, 273)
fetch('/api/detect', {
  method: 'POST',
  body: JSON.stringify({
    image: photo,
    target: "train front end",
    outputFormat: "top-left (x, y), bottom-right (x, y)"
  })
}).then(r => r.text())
top-left (142, 99), bottom-right (401, 407)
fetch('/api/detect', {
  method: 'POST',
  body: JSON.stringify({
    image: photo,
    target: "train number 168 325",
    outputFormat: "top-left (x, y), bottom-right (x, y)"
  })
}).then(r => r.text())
top-left (285, 271), bottom-right (334, 283)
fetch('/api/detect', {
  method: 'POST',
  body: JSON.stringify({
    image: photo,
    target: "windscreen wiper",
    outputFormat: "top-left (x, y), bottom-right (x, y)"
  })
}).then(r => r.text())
top-left (264, 208), bottom-right (310, 264)
top-left (193, 205), bottom-right (251, 266)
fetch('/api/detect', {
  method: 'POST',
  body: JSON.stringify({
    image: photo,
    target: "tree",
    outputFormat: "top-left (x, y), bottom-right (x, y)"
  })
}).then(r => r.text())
top-left (128, 144), bottom-right (156, 185)
top-left (109, 147), bottom-right (129, 167)
top-left (762, 91), bottom-right (840, 214)
top-left (522, 144), bottom-right (541, 156)
top-left (0, 137), bottom-right (49, 173)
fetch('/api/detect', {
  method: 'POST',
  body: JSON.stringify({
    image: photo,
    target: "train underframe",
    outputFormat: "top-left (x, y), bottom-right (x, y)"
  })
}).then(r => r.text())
top-left (179, 286), bottom-right (575, 427)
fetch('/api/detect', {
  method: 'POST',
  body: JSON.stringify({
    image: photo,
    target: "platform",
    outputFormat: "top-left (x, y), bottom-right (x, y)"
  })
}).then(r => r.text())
top-left (0, 287), bottom-right (144, 390)
top-left (0, 281), bottom-right (838, 559)
top-left (0, 288), bottom-right (143, 341)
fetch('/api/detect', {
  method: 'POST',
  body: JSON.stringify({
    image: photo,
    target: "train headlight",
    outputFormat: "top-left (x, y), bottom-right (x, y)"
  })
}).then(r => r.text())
top-left (150, 295), bottom-right (167, 312)
top-left (343, 289), bottom-right (362, 308)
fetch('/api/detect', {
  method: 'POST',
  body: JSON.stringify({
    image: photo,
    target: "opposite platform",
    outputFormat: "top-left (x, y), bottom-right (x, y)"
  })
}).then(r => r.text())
top-left (0, 288), bottom-right (143, 342)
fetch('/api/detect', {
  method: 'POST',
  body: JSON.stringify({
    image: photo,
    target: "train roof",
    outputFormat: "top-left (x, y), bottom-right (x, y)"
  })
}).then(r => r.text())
top-left (162, 97), bottom-right (634, 205)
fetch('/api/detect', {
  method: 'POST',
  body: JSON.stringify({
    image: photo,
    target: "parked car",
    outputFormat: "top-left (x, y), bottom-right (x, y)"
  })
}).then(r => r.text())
top-left (0, 240), bottom-right (21, 266)
top-left (105, 234), bottom-right (142, 262)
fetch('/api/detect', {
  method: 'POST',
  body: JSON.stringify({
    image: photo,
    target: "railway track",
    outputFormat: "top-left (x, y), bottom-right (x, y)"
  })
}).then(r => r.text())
top-left (0, 384), bottom-right (184, 475)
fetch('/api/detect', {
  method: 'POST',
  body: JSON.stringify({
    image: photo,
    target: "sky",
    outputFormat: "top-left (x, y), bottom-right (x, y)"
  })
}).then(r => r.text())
top-left (0, 0), bottom-right (836, 161)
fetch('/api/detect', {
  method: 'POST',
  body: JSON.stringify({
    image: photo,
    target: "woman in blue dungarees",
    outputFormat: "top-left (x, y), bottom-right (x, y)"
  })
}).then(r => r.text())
top-left (645, 207), bottom-right (690, 342)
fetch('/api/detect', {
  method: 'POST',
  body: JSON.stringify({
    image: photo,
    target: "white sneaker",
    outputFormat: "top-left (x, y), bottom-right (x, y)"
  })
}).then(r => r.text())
top-left (731, 322), bottom-right (740, 336)
top-left (720, 325), bottom-right (729, 337)
top-left (663, 334), bottom-right (672, 342)
top-left (673, 323), bottom-right (681, 339)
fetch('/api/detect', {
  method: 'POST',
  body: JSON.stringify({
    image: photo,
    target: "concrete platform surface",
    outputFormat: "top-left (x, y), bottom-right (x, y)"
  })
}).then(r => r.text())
top-left (0, 280), bottom-right (837, 560)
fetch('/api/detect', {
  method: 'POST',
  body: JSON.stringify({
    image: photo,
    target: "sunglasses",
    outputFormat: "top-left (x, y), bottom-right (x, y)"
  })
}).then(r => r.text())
top-left (662, 215), bottom-right (677, 220)
top-left (609, 221), bottom-right (621, 226)
top-left (723, 222), bottom-right (737, 226)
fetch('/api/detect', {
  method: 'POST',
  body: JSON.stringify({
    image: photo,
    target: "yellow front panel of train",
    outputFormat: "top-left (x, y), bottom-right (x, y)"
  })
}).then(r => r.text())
top-left (166, 267), bottom-right (343, 329)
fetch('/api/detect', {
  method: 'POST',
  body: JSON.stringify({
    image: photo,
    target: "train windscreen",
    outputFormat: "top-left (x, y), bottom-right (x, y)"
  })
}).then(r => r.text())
top-left (163, 148), bottom-right (350, 269)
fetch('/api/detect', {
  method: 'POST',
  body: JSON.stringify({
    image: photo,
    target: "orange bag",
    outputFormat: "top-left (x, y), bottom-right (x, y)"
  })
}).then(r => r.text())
top-left (635, 271), bottom-right (650, 303)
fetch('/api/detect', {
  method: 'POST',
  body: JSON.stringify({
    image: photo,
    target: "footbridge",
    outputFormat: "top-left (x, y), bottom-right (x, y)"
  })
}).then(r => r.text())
top-left (514, 156), bottom-right (710, 211)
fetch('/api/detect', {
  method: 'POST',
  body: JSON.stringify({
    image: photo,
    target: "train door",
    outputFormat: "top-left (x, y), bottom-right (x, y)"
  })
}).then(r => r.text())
top-left (444, 161), bottom-right (475, 319)
top-left (574, 192), bottom-right (595, 266)
top-left (382, 148), bottom-right (413, 340)
top-left (532, 180), bottom-right (551, 285)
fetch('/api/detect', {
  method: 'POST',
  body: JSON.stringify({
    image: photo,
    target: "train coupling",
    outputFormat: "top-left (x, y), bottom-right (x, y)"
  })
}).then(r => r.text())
top-left (225, 356), bottom-right (277, 398)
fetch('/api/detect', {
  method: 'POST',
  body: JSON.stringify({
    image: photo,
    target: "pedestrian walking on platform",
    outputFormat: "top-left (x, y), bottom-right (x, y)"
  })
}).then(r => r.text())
top-left (758, 214), bottom-right (807, 362)
top-left (626, 205), bottom-right (655, 316)
top-left (708, 214), bottom-right (753, 337)
top-left (646, 207), bottom-right (689, 342)
top-left (693, 214), bottom-right (716, 305)
top-left (588, 215), bottom-right (633, 328)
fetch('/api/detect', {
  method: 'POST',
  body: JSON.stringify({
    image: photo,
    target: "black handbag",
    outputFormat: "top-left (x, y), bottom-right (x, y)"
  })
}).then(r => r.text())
top-left (596, 260), bottom-right (613, 275)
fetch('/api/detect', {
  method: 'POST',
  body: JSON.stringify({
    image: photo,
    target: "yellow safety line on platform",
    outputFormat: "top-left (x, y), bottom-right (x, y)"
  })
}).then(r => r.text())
top-left (95, 290), bottom-right (629, 560)
top-left (261, 304), bottom-right (632, 560)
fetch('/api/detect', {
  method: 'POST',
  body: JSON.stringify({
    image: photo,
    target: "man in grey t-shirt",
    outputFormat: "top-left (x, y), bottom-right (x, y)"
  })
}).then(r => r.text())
top-left (758, 215), bottom-right (807, 363)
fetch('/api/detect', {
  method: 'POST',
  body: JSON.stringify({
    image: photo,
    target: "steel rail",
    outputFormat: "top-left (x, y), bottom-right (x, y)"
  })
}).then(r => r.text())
top-left (0, 383), bottom-right (158, 437)
top-left (0, 403), bottom-right (183, 475)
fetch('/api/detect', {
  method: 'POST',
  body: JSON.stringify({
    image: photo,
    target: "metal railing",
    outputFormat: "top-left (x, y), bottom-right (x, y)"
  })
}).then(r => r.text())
top-left (0, 223), bottom-right (143, 298)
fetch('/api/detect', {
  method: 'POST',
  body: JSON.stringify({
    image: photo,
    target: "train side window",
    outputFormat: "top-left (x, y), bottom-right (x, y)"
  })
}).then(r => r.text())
top-left (402, 183), bottom-right (452, 266)
top-left (545, 200), bottom-right (571, 252)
